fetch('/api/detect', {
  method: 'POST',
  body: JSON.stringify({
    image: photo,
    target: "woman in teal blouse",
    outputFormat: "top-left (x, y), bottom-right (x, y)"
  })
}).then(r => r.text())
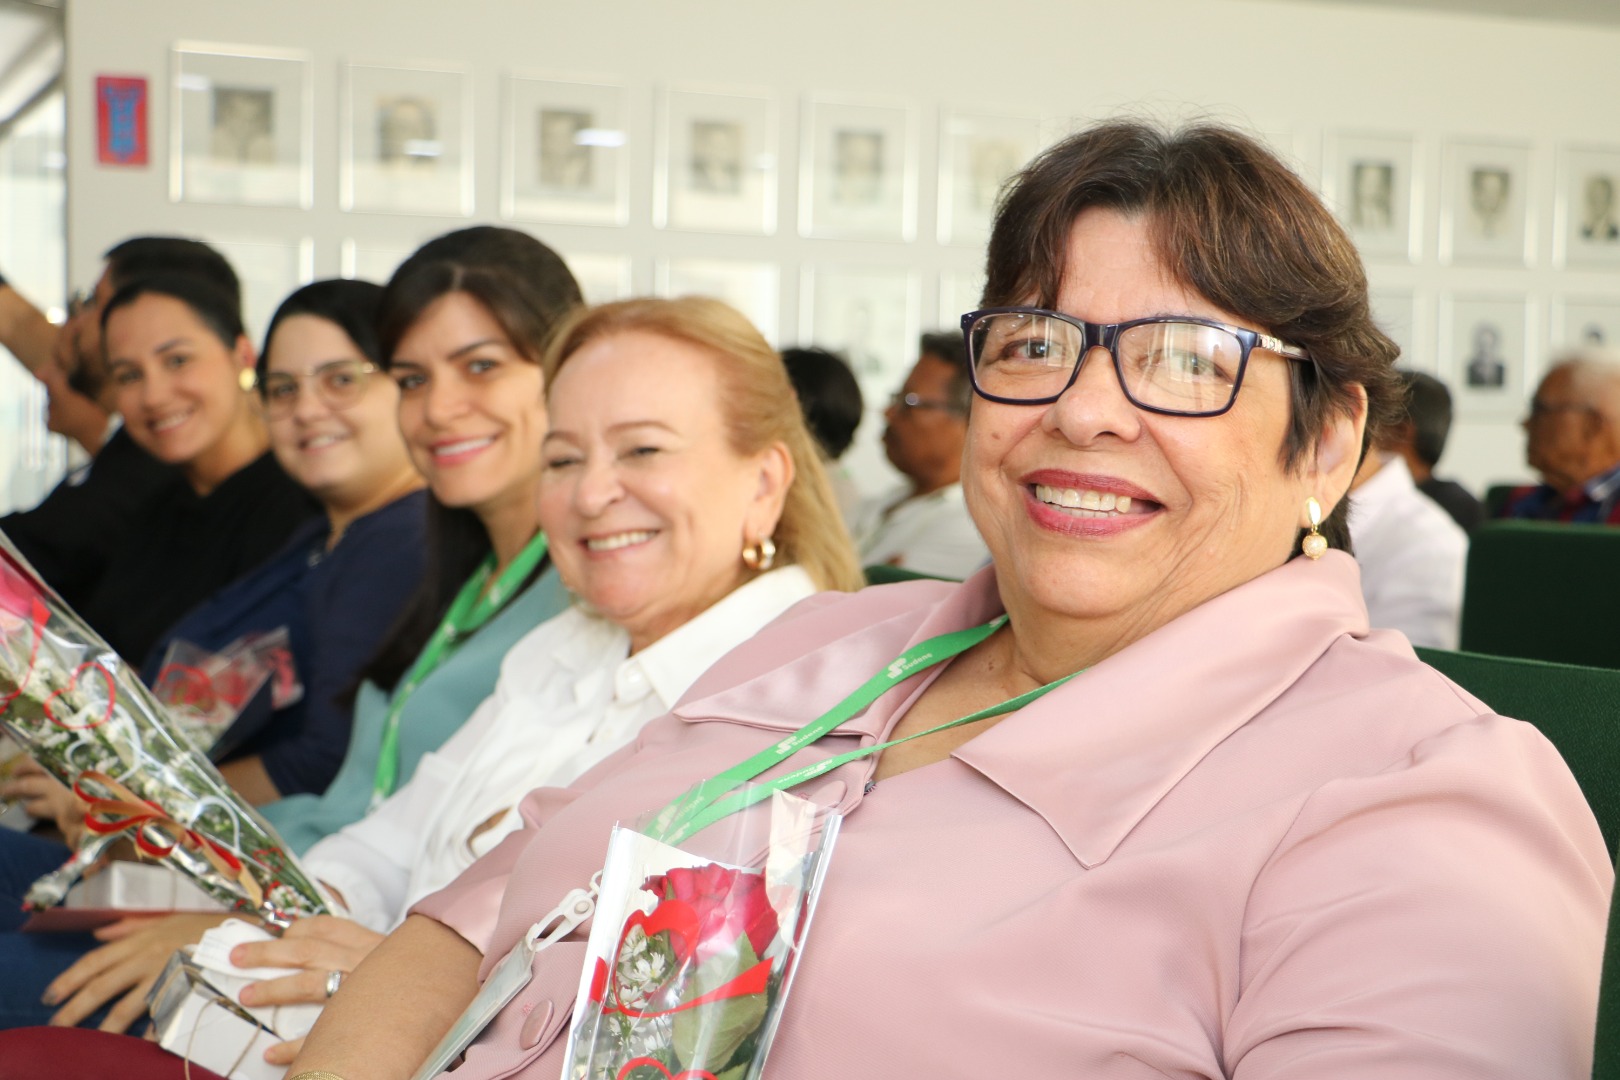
top-left (263, 226), bottom-right (584, 852)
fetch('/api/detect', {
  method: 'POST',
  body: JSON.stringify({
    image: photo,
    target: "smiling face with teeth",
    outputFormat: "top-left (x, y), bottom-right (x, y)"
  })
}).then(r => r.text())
top-left (263, 314), bottom-right (419, 518)
top-left (964, 207), bottom-right (1363, 646)
top-left (390, 292), bottom-right (548, 545)
top-left (538, 329), bottom-right (792, 653)
top-left (105, 292), bottom-right (263, 493)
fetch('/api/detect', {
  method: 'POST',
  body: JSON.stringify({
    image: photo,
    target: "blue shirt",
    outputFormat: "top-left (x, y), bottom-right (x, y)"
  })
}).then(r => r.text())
top-left (143, 490), bottom-right (430, 797)
top-left (260, 564), bottom-right (569, 854)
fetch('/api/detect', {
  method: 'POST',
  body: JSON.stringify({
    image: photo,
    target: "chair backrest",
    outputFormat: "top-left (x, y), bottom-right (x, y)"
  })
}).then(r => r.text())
top-left (1483, 482), bottom-right (1519, 519)
top-left (1459, 521), bottom-right (1620, 669)
top-left (1415, 647), bottom-right (1620, 855)
top-left (863, 564), bottom-right (956, 586)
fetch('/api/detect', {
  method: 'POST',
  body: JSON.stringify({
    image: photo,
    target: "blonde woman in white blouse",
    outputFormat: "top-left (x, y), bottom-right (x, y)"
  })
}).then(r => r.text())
top-left (202, 297), bottom-right (863, 1069)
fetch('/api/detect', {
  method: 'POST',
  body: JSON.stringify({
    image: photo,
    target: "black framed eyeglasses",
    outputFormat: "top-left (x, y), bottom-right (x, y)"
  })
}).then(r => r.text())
top-left (259, 359), bottom-right (380, 418)
top-left (960, 307), bottom-right (1314, 418)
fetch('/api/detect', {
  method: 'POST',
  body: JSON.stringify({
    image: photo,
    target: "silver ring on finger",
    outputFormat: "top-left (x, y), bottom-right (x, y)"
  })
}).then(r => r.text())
top-left (324, 969), bottom-right (344, 999)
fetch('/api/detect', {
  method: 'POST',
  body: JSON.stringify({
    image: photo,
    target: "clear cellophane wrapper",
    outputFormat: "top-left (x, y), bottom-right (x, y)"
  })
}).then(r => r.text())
top-left (561, 787), bottom-right (840, 1080)
top-left (153, 628), bottom-right (293, 754)
top-left (0, 532), bottom-right (329, 922)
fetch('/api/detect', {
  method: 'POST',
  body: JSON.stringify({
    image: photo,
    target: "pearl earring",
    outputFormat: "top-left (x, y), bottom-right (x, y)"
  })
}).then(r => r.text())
top-left (1301, 497), bottom-right (1327, 560)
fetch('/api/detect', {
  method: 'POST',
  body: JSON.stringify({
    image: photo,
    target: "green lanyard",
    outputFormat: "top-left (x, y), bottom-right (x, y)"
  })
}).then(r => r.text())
top-left (650, 613), bottom-right (1079, 845)
top-left (370, 531), bottom-right (549, 808)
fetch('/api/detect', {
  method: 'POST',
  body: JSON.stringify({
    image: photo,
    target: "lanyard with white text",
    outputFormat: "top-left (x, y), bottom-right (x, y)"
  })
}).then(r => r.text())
top-left (370, 531), bottom-right (549, 807)
top-left (651, 613), bottom-right (1079, 845)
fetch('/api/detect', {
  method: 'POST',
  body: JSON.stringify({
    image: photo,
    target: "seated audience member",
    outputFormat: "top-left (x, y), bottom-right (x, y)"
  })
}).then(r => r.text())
top-left (1500, 348), bottom-right (1620, 523)
top-left (0, 239), bottom-right (241, 608)
top-left (852, 331), bottom-right (988, 577)
top-left (75, 274), bottom-right (319, 664)
top-left (284, 122), bottom-right (1606, 1080)
top-left (1387, 370), bottom-right (1485, 532)
top-left (145, 279), bottom-right (428, 802)
top-left (1347, 437), bottom-right (1468, 649)
top-left (0, 228), bottom-right (581, 1034)
top-left (0, 297), bottom-right (865, 1070)
top-left (781, 345), bottom-right (864, 521)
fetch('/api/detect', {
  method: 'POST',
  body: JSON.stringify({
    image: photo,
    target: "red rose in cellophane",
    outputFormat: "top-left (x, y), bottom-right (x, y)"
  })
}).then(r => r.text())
top-left (644, 864), bottom-right (780, 965)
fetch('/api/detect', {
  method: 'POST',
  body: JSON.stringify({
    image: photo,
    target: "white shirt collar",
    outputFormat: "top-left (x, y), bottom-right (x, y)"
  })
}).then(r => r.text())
top-left (614, 564), bottom-right (819, 711)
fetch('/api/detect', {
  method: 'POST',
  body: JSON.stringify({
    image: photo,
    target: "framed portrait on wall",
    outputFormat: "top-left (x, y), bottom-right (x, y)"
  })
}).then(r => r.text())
top-left (1369, 289), bottom-right (1421, 372)
top-left (1559, 145), bottom-right (1620, 267)
top-left (209, 236), bottom-right (314, 342)
top-left (655, 87), bottom-right (777, 235)
top-left (342, 62), bottom-right (472, 216)
top-left (937, 110), bottom-right (1039, 247)
top-left (800, 97), bottom-right (915, 241)
top-left (1326, 132), bottom-right (1420, 263)
top-left (1556, 298), bottom-right (1620, 350)
top-left (560, 252), bottom-right (634, 305)
top-left (1443, 294), bottom-right (1530, 416)
top-left (657, 259), bottom-right (780, 343)
top-left (503, 75), bottom-right (628, 226)
top-left (1440, 140), bottom-right (1532, 266)
top-left (170, 43), bottom-right (311, 207)
top-left (938, 270), bottom-right (986, 332)
top-left (800, 266), bottom-right (919, 394)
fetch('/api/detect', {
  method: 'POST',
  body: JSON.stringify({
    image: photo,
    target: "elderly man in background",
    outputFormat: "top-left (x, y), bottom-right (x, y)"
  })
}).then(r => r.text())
top-left (852, 331), bottom-right (988, 578)
top-left (1501, 348), bottom-right (1620, 524)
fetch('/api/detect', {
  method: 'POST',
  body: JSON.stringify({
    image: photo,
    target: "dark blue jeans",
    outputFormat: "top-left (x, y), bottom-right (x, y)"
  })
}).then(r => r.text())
top-left (0, 829), bottom-right (111, 1030)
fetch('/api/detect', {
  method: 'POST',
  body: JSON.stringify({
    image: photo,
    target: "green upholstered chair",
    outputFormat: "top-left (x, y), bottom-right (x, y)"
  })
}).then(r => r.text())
top-left (1415, 646), bottom-right (1620, 1078)
top-left (863, 564), bottom-right (956, 586)
top-left (1483, 482), bottom-right (1519, 519)
top-left (1459, 521), bottom-right (1620, 669)
top-left (1415, 647), bottom-right (1620, 855)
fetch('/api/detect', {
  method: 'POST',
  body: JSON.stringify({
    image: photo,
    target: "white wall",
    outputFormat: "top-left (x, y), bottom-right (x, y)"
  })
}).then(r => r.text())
top-left (64, 0), bottom-right (1620, 496)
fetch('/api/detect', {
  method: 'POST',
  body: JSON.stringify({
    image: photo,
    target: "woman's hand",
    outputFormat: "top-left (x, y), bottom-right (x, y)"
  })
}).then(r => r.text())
top-left (232, 915), bottom-right (386, 1065)
top-left (43, 912), bottom-right (237, 1032)
top-left (1, 761), bottom-right (89, 846)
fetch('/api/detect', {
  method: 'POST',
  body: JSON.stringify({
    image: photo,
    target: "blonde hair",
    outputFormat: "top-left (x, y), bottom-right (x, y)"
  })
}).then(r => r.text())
top-left (541, 296), bottom-right (864, 593)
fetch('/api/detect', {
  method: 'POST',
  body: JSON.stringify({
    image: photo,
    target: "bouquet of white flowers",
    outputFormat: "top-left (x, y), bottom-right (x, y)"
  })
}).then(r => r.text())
top-left (0, 534), bottom-right (328, 924)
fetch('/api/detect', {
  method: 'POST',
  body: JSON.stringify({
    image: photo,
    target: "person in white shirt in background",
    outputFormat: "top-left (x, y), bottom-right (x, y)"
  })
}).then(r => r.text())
top-left (854, 331), bottom-right (989, 578)
top-left (1347, 429), bottom-right (1468, 649)
top-left (205, 296), bottom-right (864, 1069)
top-left (780, 345), bottom-right (865, 523)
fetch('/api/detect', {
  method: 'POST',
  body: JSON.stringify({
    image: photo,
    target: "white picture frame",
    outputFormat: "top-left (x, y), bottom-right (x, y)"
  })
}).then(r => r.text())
top-left (210, 236), bottom-right (314, 344)
top-left (342, 61), bottom-right (473, 217)
top-left (656, 258), bottom-right (780, 343)
top-left (1443, 293), bottom-right (1531, 417)
top-left (561, 252), bottom-right (634, 305)
top-left (1369, 289), bottom-right (1421, 373)
top-left (1440, 139), bottom-right (1532, 266)
top-left (655, 87), bottom-right (777, 235)
top-left (1556, 297), bottom-right (1620, 350)
top-left (170, 42), bottom-right (312, 208)
top-left (503, 75), bottom-right (629, 226)
top-left (937, 109), bottom-right (1039, 247)
top-left (1558, 145), bottom-right (1620, 268)
top-left (1326, 132), bottom-right (1421, 263)
top-left (800, 266), bottom-right (919, 396)
top-left (340, 239), bottom-right (424, 284)
top-left (799, 97), bottom-right (915, 241)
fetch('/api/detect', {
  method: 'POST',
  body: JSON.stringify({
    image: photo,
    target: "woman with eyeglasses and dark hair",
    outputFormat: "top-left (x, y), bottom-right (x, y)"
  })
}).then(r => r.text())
top-left (282, 121), bottom-right (1607, 1080)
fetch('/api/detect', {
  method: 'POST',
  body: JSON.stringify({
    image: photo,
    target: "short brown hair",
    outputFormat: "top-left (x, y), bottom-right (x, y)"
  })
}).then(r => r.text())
top-left (542, 297), bottom-right (864, 593)
top-left (984, 120), bottom-right (1402, 554)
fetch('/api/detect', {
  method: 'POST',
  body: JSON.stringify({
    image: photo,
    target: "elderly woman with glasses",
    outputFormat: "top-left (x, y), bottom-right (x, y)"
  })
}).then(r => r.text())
top-left (285, 121), bottom-right (1610, 1080)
